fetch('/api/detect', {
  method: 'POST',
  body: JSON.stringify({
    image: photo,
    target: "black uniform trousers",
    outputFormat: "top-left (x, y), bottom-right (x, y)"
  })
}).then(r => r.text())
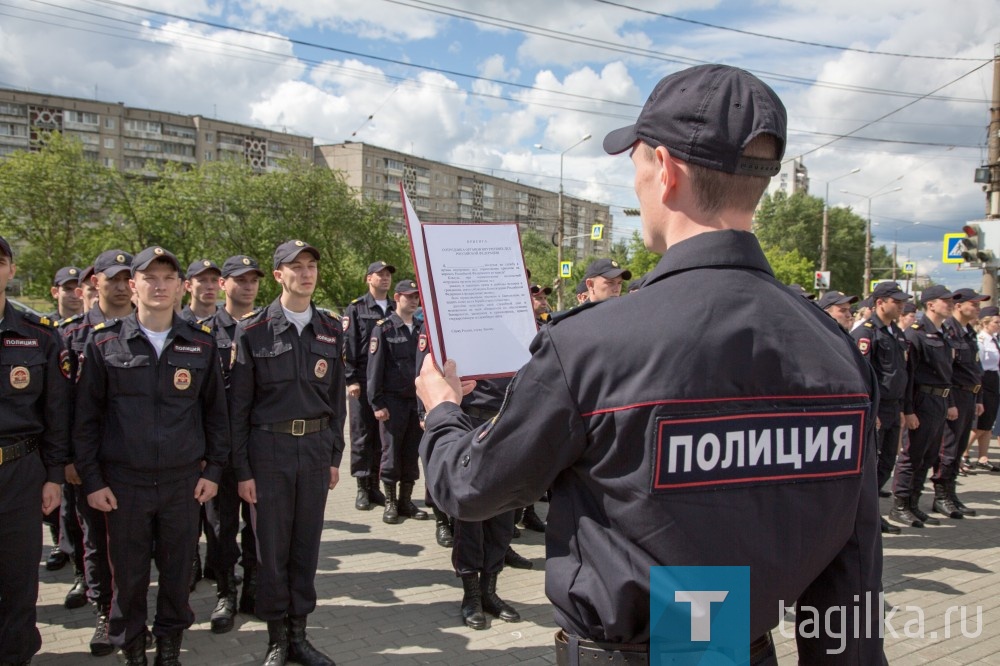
top-left (378, 396), bottom-right (422, 484)
top-left (875, 401), bottom-right (902, 491)
top-left (933, 388), bottom-right (978, 484)
top-left (0, 452), bottom-right (45, 663)
top-left (106, 475), bottom-right (200, 648)
top-left (894, 391), bottom-right (948, 497)
top-left (248, 430), bottom-right (330, 621)
top-left (450, 415), bottom-right (516, 577)
top-left (74, 483), bottom-right (112, 605)
top-left (349, 387), bottom-right (381, 479)
top-left (60, 480), bottom-right (85, 574)
top-left (204, 468), bottom-right (256, 574)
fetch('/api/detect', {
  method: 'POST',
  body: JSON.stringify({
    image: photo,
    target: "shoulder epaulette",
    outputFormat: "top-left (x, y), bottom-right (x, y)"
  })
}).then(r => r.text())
top-left (241, 310), bottom-right (257, 320)
top-left (549, 301), bottom-right (597, 325)
top-left (350, 297), bottom-right (362, 305)
top-left (23, 311), bottom-right (54, 327)
top-left (863, 321), bottom-right (873, 328)
top-left (187, 320), bottom-right (212, 335)
top-left (57, 313), bottom-right (84, 328)
top-left (911, 323), bottom-right (920, 329)
top-left (375, 318), bottom-right (385, 327)
top-left (94, 319), bottom-right (121, 332)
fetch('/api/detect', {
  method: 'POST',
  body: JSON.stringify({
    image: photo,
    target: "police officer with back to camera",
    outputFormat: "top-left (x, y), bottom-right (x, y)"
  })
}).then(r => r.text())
top-left (852, 281), bottom-right (913, 534)
top-left (201, 254), bottom-right (266, 634)
top-left (0, 236), bottom-right (70, 666)
top-left (933, 287), bottom-right (988, 518)
top-left (73, 245), bottom-right (229, 666)
top-left (367, 279), bottom-right (429, 525)
top-left (229, 239), bottom-right (345, 666)
top-left (890, 284), bottom-right (956, 529)
top-left (416, 64), bottom-right (883, 664)
top-left (60, 248), bottom-right (134, 657)
top-left (342, 260), bottom-right (396, 511)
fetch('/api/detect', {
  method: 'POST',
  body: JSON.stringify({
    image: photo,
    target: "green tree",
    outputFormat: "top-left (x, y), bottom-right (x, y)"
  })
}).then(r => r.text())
top-left (761, 244), bottom-right (815, 288)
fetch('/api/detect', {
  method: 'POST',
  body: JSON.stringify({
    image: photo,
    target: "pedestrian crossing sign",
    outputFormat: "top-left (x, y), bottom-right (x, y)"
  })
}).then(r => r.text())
top-left (560, 261), bottom-right (573, 278)
top-left (903, 261), bottom-right (916, 274)
top-left (943, 233), bottom-right (965, 264)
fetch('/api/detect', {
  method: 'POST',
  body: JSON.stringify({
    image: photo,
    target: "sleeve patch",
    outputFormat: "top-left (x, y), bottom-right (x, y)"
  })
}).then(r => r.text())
top-left (369, 336), bottom-right (378, 355)
top-left (857, 338), bottom-right (871, 356)
top-left (59, 349), bottom-right (72, 379)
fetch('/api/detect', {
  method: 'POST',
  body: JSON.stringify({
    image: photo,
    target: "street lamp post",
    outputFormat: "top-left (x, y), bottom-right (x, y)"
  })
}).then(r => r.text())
top-left (821, 168), bottom-right (861, 296)
top-left (535, 133), bottom-right (591, 310)
top-left (841, 187), bottom-right (903, 297)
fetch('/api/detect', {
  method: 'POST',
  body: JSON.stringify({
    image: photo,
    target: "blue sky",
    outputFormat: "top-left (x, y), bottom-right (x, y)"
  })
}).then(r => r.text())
top-left (0, 0), bottom-right (996, 290)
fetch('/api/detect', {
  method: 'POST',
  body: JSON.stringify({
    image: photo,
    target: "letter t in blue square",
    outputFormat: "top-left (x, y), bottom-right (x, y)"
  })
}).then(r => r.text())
top-left (650, 566), bottom-right (749, 665)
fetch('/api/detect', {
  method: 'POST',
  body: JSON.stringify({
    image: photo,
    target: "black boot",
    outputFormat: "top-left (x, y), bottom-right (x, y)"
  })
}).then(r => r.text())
top-left (504, 547), bottom-right (533, 570)
top-left (64, 572), bottom-right (88, 609)
top-left (480, 571), bottom-right (521, 622)
top-left (948, 480), bottom-right (976, 516)
top-left (432, 507), bottom-right (453, 547)
top-left (286, 615), bottom-right (335, 666)
top-left (888, 496), bottom-right (923, 528)
top-left (932, 483), bottom-right (964, 519)
top-left (460, 574), bottom-right (486, 630)
top-left (354, 477), bottom-right (371, 511)
top-left (520, 505), bottom-right (546, 532)
top-left (210, 570), bottom-right (238, 634)
top-left (263, 619), bottom-right (288, 666)
top-left (90, 604), bottom-right (114, 657)
top-left (45, 546), bottom-right (68, 571)
top-left (880, 517), bottom-right (901, 534)
top-left (122, 632), bottom-right (149, 666)
top-left (382, 482), bottom-right (399, 524)
top-left (239, 561), bottom-right (257, 615)
top-left (397, 482), bottom-right (428, 520)
top-left (367, 477), bottom-right (386, 507)
top-left (153, 632), bottom-right (182, 666)
top-left (189, 548), bottom-right (203, 592)
top-left (911, 492), bottom-right (940, 525)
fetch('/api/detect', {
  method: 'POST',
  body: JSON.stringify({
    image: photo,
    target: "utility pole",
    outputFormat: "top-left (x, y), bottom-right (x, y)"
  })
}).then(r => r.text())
top-left (982, 43), bottom-right (1000, 301)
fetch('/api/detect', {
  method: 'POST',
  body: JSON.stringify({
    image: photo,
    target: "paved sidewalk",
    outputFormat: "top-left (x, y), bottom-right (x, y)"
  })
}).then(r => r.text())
top-left (35, 467), bottom-right (1000, 664)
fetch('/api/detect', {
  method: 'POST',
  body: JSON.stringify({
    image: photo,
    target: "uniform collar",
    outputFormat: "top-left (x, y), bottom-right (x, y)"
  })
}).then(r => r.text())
top-left (642, 230), bottom-right (773, 290)
top-left (0, 300), bottom-right (29, 335)
top-left (364, 291), bottom-right (395, 314)
top-left (267, 297), bottom-right (323, 335)
top-left (121, 313), bottom-right (199, 343)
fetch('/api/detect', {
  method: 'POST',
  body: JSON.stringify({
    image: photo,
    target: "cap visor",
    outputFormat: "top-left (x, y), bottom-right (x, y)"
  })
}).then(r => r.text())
top-left (102, 265), bottom-right (131, 278)
top-left (603, 125), bottom-right (638, 155)
top-left (225, 267), bottom-right (265, 278)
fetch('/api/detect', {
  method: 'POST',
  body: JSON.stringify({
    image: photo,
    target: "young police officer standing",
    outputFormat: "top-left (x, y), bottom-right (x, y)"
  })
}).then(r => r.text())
top-left (230, 240), bottom-right (345, 666)
top-left (0, 236), bottom-right (70, 666)
top-left (74, 246), bottom-right (229, 666)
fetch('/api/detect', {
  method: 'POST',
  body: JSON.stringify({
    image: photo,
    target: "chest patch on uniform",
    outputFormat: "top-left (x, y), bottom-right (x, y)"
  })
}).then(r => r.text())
top-left (174, 368), bottom-right (192, 390)
top-left (418, 333), bottom-right (427, 352)
top-left (9, 366), bottom-right (30, 389)
top-left (857, 339), bottom-right (870, 355)
top-left (173, 344), bottom-right (202, 354)
top-left (59, 349), bottom-right (72, 379)
top-left (650, 408), bottom-right (866, 493)
top-left (369, 337), bottom-right (378, 355)
top-left (314, 358), bottom-right (328, 378)
top-left (316, 333), bottom-right (338, 345)
top-left (4, 337), bottom-right (39, 348)
top-left (341, 316), bottom-right (350, 331)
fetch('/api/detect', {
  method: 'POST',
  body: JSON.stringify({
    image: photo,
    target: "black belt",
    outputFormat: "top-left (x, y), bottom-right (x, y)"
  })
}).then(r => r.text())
top-left (918, 385), bottom-right (950, 398)
top-left (554, 631), bottom-right (774, 666)
top-left (255, 418), bottom-right (330, 437)
top-left (957, 384), bottom-right (982, 394)
top-left (465, 406), bottom-right (499, 422)
top-left (0, 437), bottom-right (38, 466)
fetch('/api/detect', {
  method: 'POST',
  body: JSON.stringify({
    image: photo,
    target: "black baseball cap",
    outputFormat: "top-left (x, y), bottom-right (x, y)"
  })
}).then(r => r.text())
top-left (788, 284), bottom-right (816, 300)
top-left (273, 240), bottom-right (320, 270)
top-left (980, 306), bottom-right (999, 317)
top-left (394, 279), bottom-right (419, 295)
top-left (131, 246), bottom-right (182, 275)
top-left (94, 250), bottom-right (134, 277)
top-left (603, 64), bottom-right (786, 177)
top-left (585, 258), bottom-right (632, 281)
top-left (0, 236), bottom-right (12, 260)
top-left (920, 285), bottom-right (954, 304)
top-left (902, 302), bottom-right (917, 315)
top-left (952, 288), bottom-right (990, 303)
top-left (222, 255), bottom-right (264, 278)
top-left (79, 265), bottom-right (95, 284)
top-left (817, 291), bottom-right (858, 310)
top-left (530, 284), bottom-right (552, 296)
top-left (53, 266), bottom-right (82, 286)
top-left (186, 259), bottom-right (221, 279)
top-left (367, 260), bottom-right (396, 275)
top-left (871, 282), bottom-right (911, 302)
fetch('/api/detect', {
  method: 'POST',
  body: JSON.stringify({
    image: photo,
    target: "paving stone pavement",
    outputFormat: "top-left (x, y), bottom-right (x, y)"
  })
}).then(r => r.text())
top-left (33, 462), bottom-right (1000, 664)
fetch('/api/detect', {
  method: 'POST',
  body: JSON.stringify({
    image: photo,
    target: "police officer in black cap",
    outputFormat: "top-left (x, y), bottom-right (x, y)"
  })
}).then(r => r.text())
top-left (933, 287), bottom-right (989, 518)
top-left (852, 282), bottom-right (913, 534)
top-left (182, 259), bottom-right (222, 323)
top-left (583, 258), bottom-right (631, 303)
top-left (417, 64), bottom-right (883, 663)
top-left (0, 236), bottom-right (70, 666)
top-left (817, 290), bottom-right (858, 331)
top-left (60, 248), bottom-right (134, 656)
top-left (343, 260), bottom-right (396, 511)
top-left (74, 246), bottom-right (229, 665)
top-left (229, 239), bottom-right (344, 666)
top-left (49, 265), bottom-right (84, 323)
top-left (890, 284), bottom-right (956, 528)
top-left (202, 255), bottom-right (266, 633)
top-left (367, 279), bottom-right (428, 525)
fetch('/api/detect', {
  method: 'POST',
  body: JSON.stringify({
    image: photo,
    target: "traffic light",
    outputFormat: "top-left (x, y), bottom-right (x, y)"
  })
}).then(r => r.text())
top-left (814, 271), bottom-right (830, 290)
top-left (959, 224), bottom-right (995, 264)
